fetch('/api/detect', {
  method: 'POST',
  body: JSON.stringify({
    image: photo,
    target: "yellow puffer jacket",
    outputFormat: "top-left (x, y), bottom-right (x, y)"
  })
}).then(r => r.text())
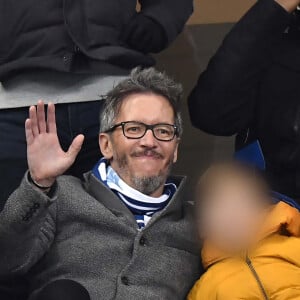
top-left (188, 201), bottom-right (300, 300)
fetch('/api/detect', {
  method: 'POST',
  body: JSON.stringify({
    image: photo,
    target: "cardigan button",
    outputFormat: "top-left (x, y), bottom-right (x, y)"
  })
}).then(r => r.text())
top-left (63, 54), bottom-right (71, 64)
top-left (22, 215), bottom-right (30, 222)
top-left (74, 45), bottom-right (81, 53)
top-left (33, 203), bottom-right (40, 209)
top-left (139, 237), bottom-right (147, 246)
top-left (121, 276), bottom-right (129, 286)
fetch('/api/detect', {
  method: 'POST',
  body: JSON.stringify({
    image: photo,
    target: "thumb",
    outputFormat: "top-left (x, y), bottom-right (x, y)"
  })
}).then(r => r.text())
top-left (67, 134), bottom-right (85, 160)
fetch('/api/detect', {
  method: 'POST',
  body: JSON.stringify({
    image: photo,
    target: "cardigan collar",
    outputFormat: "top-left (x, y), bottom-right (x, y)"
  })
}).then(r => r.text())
top-left (83, 171), bottom-right (188, 230)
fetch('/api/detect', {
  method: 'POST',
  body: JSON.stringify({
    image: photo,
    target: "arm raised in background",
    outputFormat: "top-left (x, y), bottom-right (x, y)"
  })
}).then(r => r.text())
top-left (0, 102), bottom-right (84, 276)
top-left (122, 0), bottom-right (193, 53)
top-left (188, 0), bottom-right (294, 136)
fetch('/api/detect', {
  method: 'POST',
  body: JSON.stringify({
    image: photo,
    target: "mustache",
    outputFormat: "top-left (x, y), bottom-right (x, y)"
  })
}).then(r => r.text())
top-left (131, 148), bottom-right (164, 159)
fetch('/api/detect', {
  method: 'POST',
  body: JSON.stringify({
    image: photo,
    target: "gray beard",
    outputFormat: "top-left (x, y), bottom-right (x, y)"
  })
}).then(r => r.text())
top-left (113, 150), bottom-right (173, 196)
top-left (131, 175), bottom-right (165, 196)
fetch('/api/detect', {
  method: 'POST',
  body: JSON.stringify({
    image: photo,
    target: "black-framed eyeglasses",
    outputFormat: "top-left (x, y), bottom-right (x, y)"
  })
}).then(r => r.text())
top-left (105, 121), bottom-right (178, 142)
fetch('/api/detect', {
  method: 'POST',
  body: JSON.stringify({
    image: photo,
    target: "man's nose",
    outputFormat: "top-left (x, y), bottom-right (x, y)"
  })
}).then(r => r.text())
top-left (139, 129), bottom-right (157, 147)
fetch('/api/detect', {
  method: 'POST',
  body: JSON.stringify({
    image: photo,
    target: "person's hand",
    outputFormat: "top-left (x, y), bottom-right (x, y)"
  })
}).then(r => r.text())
top-left (121, 13), bottom-right (167, 53)
top-left (275, 0), bottom-right (300, 12)
top-left (25, 101), bottom-right (84, 187)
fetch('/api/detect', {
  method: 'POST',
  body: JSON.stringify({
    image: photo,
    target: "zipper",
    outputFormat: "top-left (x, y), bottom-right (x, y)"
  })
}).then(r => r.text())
top-left (246, 256), bottom-right (269, 300)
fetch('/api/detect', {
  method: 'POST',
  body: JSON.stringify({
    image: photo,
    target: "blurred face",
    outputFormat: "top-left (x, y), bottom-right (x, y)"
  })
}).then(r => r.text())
top-left (199, 177), bottom-right (269, 253)
top-left (99, 93), bottom-right (179, 197)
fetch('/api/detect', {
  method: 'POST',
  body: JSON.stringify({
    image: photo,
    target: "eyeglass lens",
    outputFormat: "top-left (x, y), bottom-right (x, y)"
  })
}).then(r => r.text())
top-left (123, 122), bottom-right (175, 141)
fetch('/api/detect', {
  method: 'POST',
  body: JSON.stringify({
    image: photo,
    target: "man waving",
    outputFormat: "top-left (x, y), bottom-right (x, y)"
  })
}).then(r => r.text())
top-left (0, 68), bottom-right (200, 300)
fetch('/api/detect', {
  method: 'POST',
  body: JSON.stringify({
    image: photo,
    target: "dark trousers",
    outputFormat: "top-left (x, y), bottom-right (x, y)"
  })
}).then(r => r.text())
top-left (34, 280), bottom-right (90, 300)
top-left (0, 100), bottom-right (103, 299)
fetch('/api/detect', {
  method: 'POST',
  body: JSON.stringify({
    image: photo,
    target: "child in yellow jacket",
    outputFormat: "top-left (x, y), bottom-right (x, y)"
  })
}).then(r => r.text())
top-left (188, 162), bottom-right (300, 300)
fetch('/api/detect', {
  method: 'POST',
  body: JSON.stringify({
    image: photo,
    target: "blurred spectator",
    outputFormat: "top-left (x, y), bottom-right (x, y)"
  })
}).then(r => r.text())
top-left (189, 162), bottom-right (300, 299)
top-left (188, 0), bottom-right (300, 202)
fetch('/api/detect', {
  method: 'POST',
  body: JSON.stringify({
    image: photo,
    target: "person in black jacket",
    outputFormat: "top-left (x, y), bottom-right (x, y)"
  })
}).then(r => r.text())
top-left (0, 0), bottom-right (193, 77)
top-left (0, 0), bottom-right (193, 209)
top-left (189, 0), bottom-right (300, 203)
top-left (0, 1), bottom-right (193, 298)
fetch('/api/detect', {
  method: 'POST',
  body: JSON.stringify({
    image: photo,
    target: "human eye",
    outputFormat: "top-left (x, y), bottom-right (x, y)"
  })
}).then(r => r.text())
top-left (125, 123), bottom-right (143, 135)
top-left (155, 125), bottom-right (174, 138)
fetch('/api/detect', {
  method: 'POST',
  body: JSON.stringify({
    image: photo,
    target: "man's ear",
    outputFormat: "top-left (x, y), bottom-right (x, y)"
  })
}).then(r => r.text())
top-left (99, 133), bottom-right (113, 159)
top-left (173, 139), bottom-right (180, 163)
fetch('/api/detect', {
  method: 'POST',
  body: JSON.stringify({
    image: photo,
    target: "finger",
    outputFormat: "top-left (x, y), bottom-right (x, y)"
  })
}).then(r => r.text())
top-left (29, 105), bottom-right (39, 137)
top-left (25, 119), bottom-right (34, 145)
top-left (67, 134), bottom-right (85, 161)
top-left (47, 102), bottom-right (57, 134)
top-left (37, 100), bottom-right (46, 133)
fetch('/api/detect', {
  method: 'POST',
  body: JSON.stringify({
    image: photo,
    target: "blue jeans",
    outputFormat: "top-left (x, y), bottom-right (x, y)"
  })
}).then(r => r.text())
top-left (0, 101), bottom-right (103, 298)
top-left (0, 100), bottom-right (103, 210)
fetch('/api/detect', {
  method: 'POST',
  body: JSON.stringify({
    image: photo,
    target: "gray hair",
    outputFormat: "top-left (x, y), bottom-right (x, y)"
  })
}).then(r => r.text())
top-left (99, 67), bottom-right (183, 137)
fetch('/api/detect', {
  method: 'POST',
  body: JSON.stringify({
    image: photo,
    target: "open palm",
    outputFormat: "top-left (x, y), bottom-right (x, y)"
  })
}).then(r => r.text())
top-left (25, 101), bottom-right (84, 187)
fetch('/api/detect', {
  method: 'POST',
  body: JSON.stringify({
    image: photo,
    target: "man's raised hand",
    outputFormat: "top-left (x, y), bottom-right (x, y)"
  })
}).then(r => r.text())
top-left (25, 101), bottom-right (84, 188)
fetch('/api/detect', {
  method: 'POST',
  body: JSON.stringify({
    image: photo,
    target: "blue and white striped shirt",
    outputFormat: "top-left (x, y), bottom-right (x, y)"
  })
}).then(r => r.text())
top-left (92, 159), bottom-right (177, 229)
